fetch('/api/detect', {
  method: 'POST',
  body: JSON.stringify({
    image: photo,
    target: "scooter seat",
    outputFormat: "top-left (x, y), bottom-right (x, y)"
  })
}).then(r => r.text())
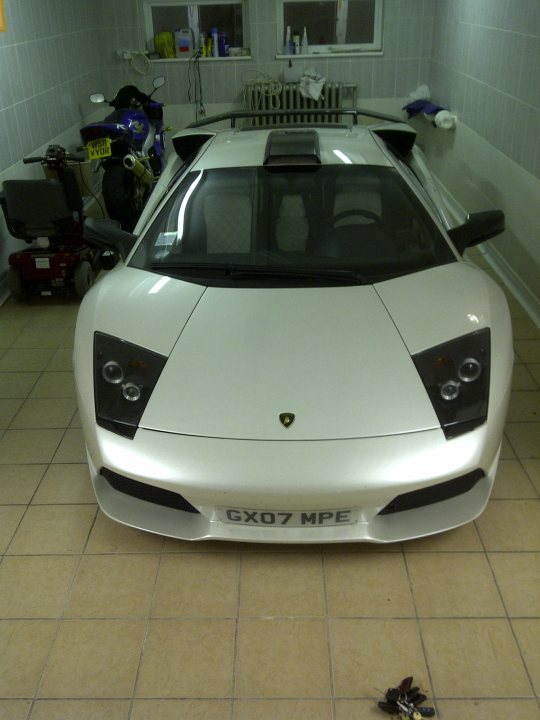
top-left (1, 179), bottom-right (76, 241)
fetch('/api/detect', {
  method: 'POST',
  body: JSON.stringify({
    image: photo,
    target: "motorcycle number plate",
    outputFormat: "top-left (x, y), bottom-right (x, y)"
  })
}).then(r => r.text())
top-left (87, 137), bottom-right (112, 160)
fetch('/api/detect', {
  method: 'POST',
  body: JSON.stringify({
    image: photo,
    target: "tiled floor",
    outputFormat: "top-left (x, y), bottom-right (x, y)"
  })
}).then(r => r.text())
top-left (0, 261), bottom-right (539, 720)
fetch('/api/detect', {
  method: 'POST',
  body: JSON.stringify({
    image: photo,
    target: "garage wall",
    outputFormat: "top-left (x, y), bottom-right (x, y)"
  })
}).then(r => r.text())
top-left (141, 0), bottom-right (433, 110)
top-left (422, 0), bottom-right (540, 323)
top-left (0, 0), bottom-right (538, 318)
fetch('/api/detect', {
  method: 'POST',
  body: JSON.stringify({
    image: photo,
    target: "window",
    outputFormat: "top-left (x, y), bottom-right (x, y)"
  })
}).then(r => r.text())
top-left (277, 0), bottom-right (383, 55)
top-left (144, 1), bottom-right (248, 56)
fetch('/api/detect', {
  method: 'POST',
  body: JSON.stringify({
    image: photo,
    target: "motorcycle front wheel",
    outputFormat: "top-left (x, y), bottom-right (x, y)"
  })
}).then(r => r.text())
top-left (102, 164), bottom-right (149, 232)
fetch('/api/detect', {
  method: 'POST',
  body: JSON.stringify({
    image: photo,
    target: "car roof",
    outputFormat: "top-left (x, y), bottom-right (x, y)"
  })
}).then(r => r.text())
top-left (188, 125), bottom-right (394, 171)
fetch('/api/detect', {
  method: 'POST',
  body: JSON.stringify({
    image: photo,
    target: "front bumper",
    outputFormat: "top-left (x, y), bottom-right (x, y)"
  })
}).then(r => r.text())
top-left (85, 423), bottom-right (502, 544)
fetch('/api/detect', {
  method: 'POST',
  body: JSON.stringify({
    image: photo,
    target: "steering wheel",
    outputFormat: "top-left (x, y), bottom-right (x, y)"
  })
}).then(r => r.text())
top-left (333, 209), bottom-right (381, 225)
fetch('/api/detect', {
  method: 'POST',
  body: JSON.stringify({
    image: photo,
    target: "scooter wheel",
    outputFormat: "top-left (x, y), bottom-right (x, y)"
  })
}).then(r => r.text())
top-left (8, 267), bottom-right (27, 301)
top-left (73, 260), bottom-right (94, 299)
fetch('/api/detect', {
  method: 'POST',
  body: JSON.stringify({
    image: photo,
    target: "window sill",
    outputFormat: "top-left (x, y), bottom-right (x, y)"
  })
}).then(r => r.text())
top-left (275, 50), bottom-right (383, 59)
top-left (149, 55), bottom-right (252, 62)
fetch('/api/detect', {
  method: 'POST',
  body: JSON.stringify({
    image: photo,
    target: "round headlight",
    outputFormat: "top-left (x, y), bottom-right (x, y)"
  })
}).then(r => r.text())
top-left (102, 360), bottom-right (124, 385)
top-left (458, 357), bottom-right (482, 383)
top-left (122, 382), bottom-right (142, 402)
top-left (440, 380), bottom-right (460, 401)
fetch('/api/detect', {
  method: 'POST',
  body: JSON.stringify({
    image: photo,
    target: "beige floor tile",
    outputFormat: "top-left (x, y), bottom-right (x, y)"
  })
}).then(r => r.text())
top-left (335, 700), bottom-right (397, 719)
top-left (436, 700), bottom-right (540, 720)
top-left (325, 553), bottom-right (414, 617)
top-left (0, 700), bottom-right (31, 720)
top-left (512, 316), bottom-right (540, 340)
top-left (515, 340), bottom-right (540, 364)
top-left (45, 348), bottom-right (74, 372)
top-left (30, 700), bottom-right (130, 720)
top-left (136, 619), bottom-right (235, 698)
top-left (131, 700), bottom-right (231, 720)
top-left (235, 618), bottom-right (330, 698)
top-left (0, 399), bottom-right (23, 429)
top-left (29, 372), bottom-right (75, 399)
top-left (0, 506), bottom-right (26, 553)
top-left (152, 553), bottom-right (240, 617)
top-left (475, 500), bottom-right (540, 551)
top-left (69, 409), bottom-right (81, 428)
top-left (512, 364), bottom-right (539, 390)
top-left (32, 463), bottom-right (94, 504)
top-left (0, 429), bottom-right (63, 464)
top-left (25, 302), bottom-right (79, 327)
top-left (239, 553), bottom-right (325, 617)
top-left (11, 326), bottom-right (72, 350)
top-left (85, 511), bottom-right (164, 553)
top-left (64, 554), bottom-right (159, 618)
top-left (522, 459), bottom-right (540, 493)
top-left (0, 348), bottom-right (55, 373)
top-left (7, 505), bottom-right (96, 555)
top-left (421, 618), bottom-right (532, 697)
top-left (0, 620), bottom-right (57, 697)
top-left (407, 553), bottom-right (504, 617)
top-left (10, 398), bottom-right (76, 429)
top-left (530, 364), bottom-right (540, 387)
top-left (491, 459), bottom-right (538, 498)
top-left (506, 423), bottom-right (540, 458)
top-left (0, 464), bottom-right (46, 503)
top-left (51, 428), bottom-right (87, 463)
top-left (500, 434), bottom-right (515, 459)
top-left (233, 699), bottom-right (333, 719)
top-left (330, 619), bottom-right (428, 697)
top-left (0, 371), bottom-right (39, 398)
top-left (512, 619), bottom-right (540, 695)
top-left (507, 391), bottom-right (540, 422)
top-left (163, 537), bottom-right (248, 553)
top-left (403, 522), bottom-right (483, 552)
top-left (489, 553), bottom-right (540, 617)
top-left (0, 325), bottom-right (22, 349)
top-left (39, 619), bottom-right (146, 698)
top-left (0, 556), bottom-right (79, 618)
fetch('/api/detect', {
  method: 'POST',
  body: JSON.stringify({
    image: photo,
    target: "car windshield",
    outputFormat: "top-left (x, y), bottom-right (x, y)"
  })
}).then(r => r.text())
top-left (130, 165), bottom-right (455, 285)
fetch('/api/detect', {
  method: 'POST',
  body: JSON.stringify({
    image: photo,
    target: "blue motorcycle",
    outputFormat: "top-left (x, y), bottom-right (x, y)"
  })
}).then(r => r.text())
top-left (80, 76), bottom-right (167, 232)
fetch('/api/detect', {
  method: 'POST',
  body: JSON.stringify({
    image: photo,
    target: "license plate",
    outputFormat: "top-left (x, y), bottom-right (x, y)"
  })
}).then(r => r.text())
top-left (218, 507), bottom-right (358, 528)
top-left (87, 137), bottom-right (112, 160)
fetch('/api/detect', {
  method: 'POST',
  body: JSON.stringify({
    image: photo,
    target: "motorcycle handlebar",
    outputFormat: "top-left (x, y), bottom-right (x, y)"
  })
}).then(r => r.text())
top-left (23, 156), bottom-right (44, 164)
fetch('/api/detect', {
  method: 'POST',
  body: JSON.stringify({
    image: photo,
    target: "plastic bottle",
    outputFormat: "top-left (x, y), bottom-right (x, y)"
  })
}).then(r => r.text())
top-left (284, 25), bottom-right (292, 55)
top-left (302, 27), bottom-right (308, 54)
top-left (211, 27), bottom-right (219, 57)
top-left (293, 31), bottom-right (300, 54)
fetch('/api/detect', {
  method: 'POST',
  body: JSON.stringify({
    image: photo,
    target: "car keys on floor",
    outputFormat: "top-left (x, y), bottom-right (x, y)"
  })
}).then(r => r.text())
top-left (378, 676), bottom-right (435, 718)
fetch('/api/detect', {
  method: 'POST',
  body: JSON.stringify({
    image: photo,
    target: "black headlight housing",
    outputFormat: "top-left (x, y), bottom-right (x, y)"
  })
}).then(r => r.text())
top-left (413, 328), bottom-right (490, 439)
top-left (94, 332), bottom-right (167, 438)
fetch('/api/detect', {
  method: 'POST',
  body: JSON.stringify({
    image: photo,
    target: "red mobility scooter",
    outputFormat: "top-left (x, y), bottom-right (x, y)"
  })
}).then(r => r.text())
top-left (1, 145), bottom-right (99, 300)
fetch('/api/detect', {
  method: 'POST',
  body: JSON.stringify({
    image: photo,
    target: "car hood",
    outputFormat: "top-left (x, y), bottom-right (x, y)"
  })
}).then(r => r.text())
top-left (140, 282), bottom-right (440, 440)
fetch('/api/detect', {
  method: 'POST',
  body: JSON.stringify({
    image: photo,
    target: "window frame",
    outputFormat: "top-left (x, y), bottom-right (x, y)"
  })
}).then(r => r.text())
top-left (276, 0), bottom-right (384, 57)
top-left (143, 0), bottom-right (249, 57)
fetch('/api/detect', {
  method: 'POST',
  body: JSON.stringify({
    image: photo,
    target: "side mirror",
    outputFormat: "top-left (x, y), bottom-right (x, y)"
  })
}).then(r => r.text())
top-left (153, 75), bottom-right (165, 90)
top-left (84, 218), bottom-right (137, 261)
top-left (90, 93), bottom-right (105, 104)
top-left (447, 210), bottom-right (505, 255)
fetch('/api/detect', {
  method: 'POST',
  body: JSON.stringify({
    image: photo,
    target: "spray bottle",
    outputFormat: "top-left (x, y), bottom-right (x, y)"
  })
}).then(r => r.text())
top-left (284, 25), bottom-right (292, 54)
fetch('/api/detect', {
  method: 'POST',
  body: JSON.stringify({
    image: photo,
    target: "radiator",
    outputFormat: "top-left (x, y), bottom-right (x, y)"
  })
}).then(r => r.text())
top-left (244, 81), bottom-right (354, 125)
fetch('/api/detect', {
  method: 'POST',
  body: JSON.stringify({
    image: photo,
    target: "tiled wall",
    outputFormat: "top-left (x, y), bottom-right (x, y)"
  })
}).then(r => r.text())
top-left (429, 0), bottom-right (540, 179)
top-left (0, 0), bottom-right (99, 171)
top-left (145, 0), bottom-right (433, 108)
top-left (1, 0), bottom-right (539, 179)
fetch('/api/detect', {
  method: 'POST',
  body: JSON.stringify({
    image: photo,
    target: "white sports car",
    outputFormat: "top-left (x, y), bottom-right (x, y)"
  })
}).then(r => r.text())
top-left (75, 109), bottom-right (513, 544)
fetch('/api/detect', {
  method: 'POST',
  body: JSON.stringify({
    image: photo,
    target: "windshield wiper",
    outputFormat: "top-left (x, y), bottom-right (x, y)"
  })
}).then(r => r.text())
top-left (149, 262), bottom-right (366, 284)
top-left (228, 266), bottom-right (366, 284)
